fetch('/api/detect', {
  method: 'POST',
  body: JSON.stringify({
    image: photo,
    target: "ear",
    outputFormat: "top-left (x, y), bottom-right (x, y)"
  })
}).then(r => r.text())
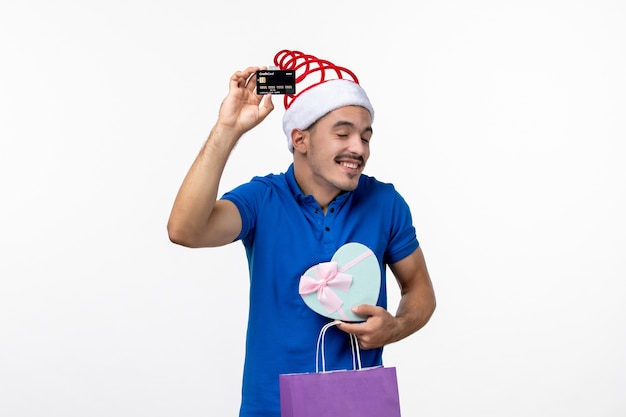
top-left (291, 128), bottom-right (308, 154)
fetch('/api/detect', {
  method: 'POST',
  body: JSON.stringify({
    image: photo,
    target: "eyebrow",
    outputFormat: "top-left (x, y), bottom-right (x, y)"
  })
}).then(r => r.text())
top-left (332, 120), bottom-right (374, 135)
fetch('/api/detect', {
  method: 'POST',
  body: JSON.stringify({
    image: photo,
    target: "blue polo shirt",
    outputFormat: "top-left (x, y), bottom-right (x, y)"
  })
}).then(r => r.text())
top-left (221, 163), bottom-right (419, 417)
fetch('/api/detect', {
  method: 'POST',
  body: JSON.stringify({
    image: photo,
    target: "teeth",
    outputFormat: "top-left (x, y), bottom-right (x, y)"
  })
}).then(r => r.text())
top-left (340, 162), bottom-right (358, 169)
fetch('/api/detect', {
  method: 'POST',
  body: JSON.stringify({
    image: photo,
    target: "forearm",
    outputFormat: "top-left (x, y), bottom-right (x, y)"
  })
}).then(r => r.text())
top-left (167, 125), bottom-right (240, 246)
top-left (392, 282), bottom-right (436, 342)
top-left (387, 247), bottom-right (436, 343)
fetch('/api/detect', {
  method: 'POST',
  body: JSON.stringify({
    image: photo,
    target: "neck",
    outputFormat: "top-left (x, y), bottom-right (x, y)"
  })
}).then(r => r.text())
top-left (293, 164), bottom-right (341, 214)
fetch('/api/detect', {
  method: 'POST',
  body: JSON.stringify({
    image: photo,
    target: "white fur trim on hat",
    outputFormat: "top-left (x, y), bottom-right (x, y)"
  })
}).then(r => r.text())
top-left (282, 79), bottom-right (375, 153)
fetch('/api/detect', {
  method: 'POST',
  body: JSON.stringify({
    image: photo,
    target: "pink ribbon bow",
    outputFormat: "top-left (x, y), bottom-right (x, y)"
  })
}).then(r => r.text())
top-left (299, 261), bottom-right (352, 314)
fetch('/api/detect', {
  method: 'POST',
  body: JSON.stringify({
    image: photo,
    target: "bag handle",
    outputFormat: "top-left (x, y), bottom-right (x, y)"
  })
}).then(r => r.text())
top-left (315, 320), bottom-right (362, 373)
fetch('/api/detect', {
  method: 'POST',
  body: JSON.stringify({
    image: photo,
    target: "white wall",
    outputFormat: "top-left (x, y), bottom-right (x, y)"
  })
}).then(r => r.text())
top-left (1, 1), bottom-right (625, 416)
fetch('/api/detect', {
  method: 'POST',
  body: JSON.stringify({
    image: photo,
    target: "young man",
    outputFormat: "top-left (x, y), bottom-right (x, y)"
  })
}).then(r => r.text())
top-left (167, 50), bottom-right (436, 417)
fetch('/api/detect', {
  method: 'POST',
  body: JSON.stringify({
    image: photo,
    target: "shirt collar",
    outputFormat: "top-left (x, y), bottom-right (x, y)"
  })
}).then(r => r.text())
top-left (285, 163), bottom-right (304, 199)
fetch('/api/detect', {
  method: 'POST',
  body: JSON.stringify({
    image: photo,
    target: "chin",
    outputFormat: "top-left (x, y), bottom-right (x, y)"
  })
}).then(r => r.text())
top-left (339, 179), bottom-right (360, 192)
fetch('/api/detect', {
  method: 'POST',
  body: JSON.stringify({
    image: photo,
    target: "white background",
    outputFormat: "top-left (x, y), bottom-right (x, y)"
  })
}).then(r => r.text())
top-left (1, 1), bottom-right (625, 416)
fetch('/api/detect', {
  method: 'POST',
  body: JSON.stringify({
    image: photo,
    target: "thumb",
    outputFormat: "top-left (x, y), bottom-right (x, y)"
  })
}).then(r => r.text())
top-left (258, 94), bottom-right (274, 118)
top-left (351, 304), bottom-right (377, 317)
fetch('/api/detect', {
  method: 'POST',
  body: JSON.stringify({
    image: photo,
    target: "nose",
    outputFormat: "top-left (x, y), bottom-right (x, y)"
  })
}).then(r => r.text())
top-left (346, 133), bottom-right (368, 156)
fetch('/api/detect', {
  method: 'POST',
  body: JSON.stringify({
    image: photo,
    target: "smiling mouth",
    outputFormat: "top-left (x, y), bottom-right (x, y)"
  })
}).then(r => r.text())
top-left (336, 154), bottom-right (364, 171)
top-left (339, 161), bottom-right (360, 169)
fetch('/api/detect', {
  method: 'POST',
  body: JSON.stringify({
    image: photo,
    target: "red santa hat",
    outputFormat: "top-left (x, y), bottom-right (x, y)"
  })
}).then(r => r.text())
top-left (274, 50), bottom-right (375, 153)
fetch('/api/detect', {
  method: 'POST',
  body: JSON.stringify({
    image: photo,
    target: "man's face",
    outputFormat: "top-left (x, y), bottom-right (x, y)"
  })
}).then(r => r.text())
top-left (302, 105), bottom-right (373, 195)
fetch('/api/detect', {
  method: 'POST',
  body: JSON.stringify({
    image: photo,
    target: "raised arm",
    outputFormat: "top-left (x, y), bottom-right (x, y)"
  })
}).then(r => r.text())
top-left (167, 67), bottom-right (274, 248)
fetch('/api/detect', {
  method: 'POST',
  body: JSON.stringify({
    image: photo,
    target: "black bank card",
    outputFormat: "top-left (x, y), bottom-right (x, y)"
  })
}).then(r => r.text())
top-left (256, 70), bottom-right (296, 95)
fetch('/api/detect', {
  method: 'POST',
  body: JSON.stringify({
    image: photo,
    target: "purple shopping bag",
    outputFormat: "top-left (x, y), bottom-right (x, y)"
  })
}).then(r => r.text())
top-left (279, 321), bottom-right (402, 417)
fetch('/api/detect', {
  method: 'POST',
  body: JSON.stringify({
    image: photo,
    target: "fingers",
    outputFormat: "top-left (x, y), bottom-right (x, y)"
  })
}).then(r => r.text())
top-left (335, 305), bottom-right (392, 350)
top-left (335, 305), bottom-right (376, 334)
top-left (229, 66), bottom-right (261, 91)
top-left (246, 65), bottom-right (269, 94)
top-left (337, 321), bottom-right (377, 350)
